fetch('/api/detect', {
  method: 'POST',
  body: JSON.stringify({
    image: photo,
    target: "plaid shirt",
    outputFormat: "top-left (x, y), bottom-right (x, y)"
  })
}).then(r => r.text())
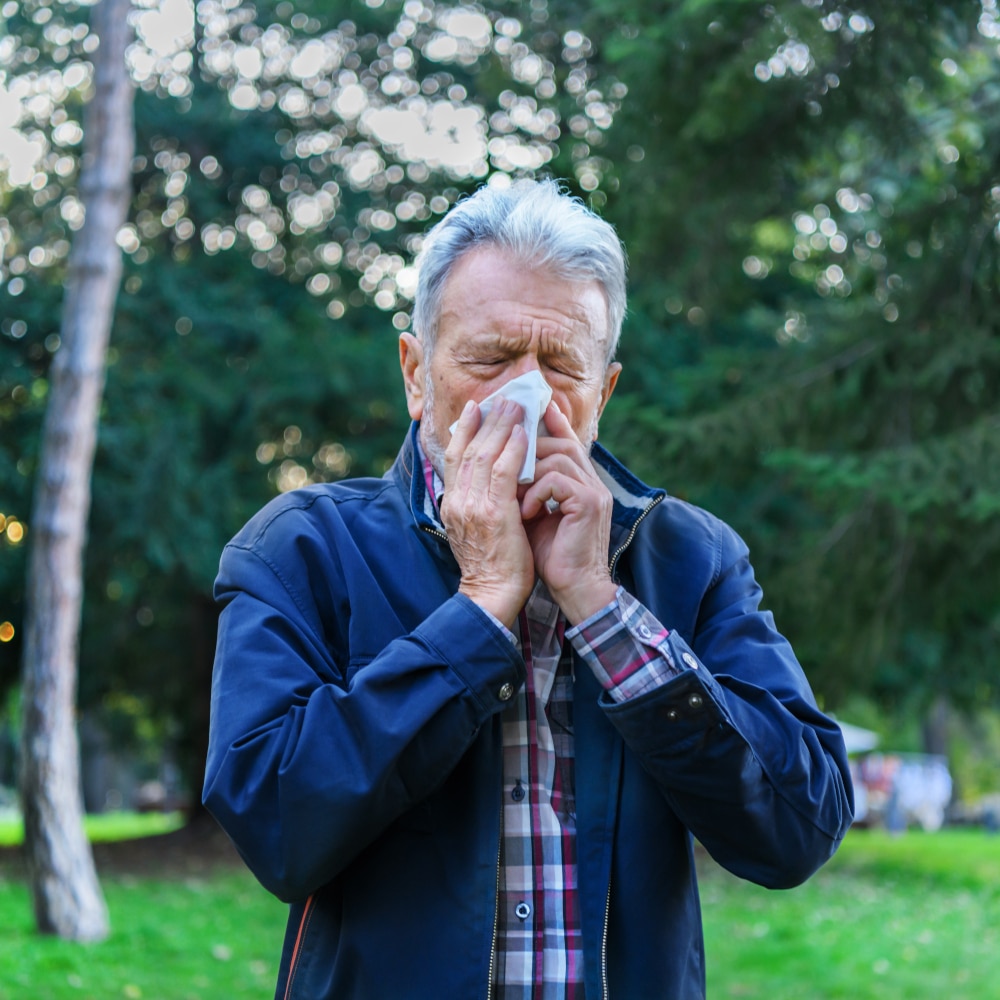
top-left (421, 450), bottom-right (679, 999)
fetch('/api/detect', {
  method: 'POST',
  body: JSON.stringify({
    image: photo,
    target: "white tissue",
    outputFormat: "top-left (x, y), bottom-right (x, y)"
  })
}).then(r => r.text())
top-left (449, 370), bottom-right (553, 484)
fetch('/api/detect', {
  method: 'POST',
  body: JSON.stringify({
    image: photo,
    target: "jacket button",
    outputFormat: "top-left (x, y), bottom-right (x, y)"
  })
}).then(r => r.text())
top-left (666, 708), bottom-right (680, 722)
top-left (688, 693), bottom-right (704, 710)
top-left (498, 682), bottom-right (514, 702)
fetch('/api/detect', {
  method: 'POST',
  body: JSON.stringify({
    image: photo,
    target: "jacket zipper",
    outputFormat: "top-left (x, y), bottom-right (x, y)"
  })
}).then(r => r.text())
top-left (282, 893), bottom-right (316, 1000)
top-left (486, 806), bottom-right (502, 1000)
top-left (486, 809), bottom-right (503, 1000)
top-left (422, 525), bottom-right (449, 544)
top-left (600, 878), bottom-right (612, 1000)
top-left (608, 494), bottom-right (664, 577)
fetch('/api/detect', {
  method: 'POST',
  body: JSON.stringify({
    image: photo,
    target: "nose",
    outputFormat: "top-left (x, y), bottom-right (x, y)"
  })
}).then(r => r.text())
top-left (508, 356), bottom-right (543, 380)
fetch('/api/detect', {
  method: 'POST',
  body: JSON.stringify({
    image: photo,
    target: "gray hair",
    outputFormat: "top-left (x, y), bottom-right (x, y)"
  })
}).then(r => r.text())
top-left (411, 179), bottom-right (627, 364)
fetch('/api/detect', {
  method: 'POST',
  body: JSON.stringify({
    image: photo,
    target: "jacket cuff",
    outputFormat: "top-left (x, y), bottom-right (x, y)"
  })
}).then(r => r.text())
top-left (412, 592), bottom-right (526, 715)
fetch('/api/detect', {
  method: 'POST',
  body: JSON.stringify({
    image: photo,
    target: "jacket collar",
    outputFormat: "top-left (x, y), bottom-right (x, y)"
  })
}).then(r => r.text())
top-left (389, 422), bottom-right (665, 560)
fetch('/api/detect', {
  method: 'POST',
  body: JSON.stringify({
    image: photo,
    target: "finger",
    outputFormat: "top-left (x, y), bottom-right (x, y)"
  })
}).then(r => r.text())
top-left (530, 449), bottom-right (593, 484)
top-left (444, 399), bottom-right (482, 486)
top-left (520, 470), bottom-right (576, 520)
top-left (536, 405), bottom-right (593, 470)
top-left (531, 447), bottom-right (603, 505)
top-left (489, 423), bottom-right (528, 499)
top-left (541, 399), bottom-right (576, 439)
top-left (444, 399), bottom-right (482, 473)
top-left (460, 398), bottom-right (525, 491)
top-left (523, 457), bottom-right (612, 520)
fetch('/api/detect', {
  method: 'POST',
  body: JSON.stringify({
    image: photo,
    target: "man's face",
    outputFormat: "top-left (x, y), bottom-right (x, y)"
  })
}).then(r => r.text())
top-left (400, 247), bottom-right (621, 470)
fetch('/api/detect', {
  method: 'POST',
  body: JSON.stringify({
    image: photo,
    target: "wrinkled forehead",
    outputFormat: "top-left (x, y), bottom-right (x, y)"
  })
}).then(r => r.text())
top-left (439, 247), bottom-right (612, 347)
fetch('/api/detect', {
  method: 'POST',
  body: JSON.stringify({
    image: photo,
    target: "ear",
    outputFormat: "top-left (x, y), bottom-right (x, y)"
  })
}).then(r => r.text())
top-left (596, 362), bottom-right (622, 422)
top-left (399, 332), bottom-right (426, 421)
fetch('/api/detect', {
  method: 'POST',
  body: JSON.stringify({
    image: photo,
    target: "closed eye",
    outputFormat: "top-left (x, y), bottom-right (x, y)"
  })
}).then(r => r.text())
top-left (544, 361), bottom-right (584, 380)
top-left (466, 357), bottom-right (508, 367)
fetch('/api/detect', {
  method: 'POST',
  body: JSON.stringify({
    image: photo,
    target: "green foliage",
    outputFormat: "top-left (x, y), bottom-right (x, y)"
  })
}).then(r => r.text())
top-left (586, 0), bottom-right (1000, 716)
top-left (2, 0), bottom-right (624, 782)
top-left (946, 709), bottom-right (1000, 800)
top-left (2, 0), bottom-right (999, 781)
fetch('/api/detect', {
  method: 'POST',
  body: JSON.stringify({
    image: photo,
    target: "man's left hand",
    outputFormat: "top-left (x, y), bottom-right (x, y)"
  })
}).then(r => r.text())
top-left (519, 402), bottom-right (618, 624)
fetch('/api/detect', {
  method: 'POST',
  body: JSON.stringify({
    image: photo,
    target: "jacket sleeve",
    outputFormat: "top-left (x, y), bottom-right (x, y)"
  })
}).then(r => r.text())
top-left (603, 515), bottom-right (854, 889)
top-left (202, 514), bottom-right (524, 903)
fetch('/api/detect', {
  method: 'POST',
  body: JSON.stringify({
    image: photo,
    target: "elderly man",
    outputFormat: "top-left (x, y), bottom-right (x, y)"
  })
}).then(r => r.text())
top-left (204, 180), bottom-right (852, 1000)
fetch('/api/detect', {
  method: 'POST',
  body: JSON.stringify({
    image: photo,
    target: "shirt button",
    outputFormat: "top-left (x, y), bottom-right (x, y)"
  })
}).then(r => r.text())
top-left (638, 623), bottom-right (652, 639)
top-left (687, 693), bottom-right (704, 710)
top-left (511, 782), bottom-right (525, 802)
top-left (682, 652), bottom-right (699, 670)
top-left (514, 902), bottom-right (531, 921)
top-left (498, 682), bottom-right (514, 701)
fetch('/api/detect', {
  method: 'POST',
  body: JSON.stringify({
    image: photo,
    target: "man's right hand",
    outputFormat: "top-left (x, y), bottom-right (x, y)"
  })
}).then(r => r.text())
top-left (441, 397), bottom-right (535, 627)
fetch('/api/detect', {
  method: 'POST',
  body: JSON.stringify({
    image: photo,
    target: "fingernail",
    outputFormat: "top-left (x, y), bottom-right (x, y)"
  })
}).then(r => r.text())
top-left (463, 400), bottom-right (476, 416)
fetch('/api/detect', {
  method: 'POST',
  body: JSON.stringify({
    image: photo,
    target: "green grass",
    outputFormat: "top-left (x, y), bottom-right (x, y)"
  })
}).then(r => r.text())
top-left (0, 827), bottom-right (998, 998)
top-left (0, 812), bottom-right (184, 848)
top-left (702, 829), bottom-right (1000, 1000)
top-left (0, 868), bottom-right (285, 1000)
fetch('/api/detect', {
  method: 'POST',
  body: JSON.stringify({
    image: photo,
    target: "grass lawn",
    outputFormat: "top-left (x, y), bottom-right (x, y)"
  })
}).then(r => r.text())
top-left (702, 829), bottom-right (1000, 1000)
top-left (0, 812), bottom-right (184, 848)
top-left (0, 829), bottom-right (286, 1000)
top-left (0, 825), bottom-right (997, 998)
top-left (0, 870), bottom-right (285, 1000)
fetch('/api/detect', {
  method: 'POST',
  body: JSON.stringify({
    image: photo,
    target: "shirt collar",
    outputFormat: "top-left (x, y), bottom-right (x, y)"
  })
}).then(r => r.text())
top-left (417, 436), bottom-right (447, 532)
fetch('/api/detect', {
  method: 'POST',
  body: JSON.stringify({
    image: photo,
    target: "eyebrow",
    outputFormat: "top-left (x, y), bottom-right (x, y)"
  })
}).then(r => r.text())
top-left (455, 330), bottom-right (586, 360)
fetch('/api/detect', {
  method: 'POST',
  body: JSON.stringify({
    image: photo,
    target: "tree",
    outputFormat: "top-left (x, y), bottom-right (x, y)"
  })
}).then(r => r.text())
top-left (17, 0), bottom-right (133, 940)
top-left (586, 1), bottom-right (1000, 723)
top-left (2, 0), bottom-right (626, 801)
top-left (3, 0), bottom-right (998, 817)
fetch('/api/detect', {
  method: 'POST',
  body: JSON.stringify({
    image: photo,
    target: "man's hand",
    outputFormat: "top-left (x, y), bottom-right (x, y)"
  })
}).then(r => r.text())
top-left (441, 397), bottom-right (536, 627)
top-left (519, 402), bottom-right (618, 624)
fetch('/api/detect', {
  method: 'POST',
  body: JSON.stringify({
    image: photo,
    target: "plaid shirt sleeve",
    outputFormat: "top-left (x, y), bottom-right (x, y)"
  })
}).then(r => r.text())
top-left (481, 606), bottom-right (519, 647)
top-left (566, 586), bottom-right (682, 703)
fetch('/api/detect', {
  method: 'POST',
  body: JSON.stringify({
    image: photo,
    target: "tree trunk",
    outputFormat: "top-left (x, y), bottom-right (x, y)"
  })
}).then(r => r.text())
top-left (18, 0), bottom-right (133, 942)
top-left (921, 695), bottom-right (950, 758)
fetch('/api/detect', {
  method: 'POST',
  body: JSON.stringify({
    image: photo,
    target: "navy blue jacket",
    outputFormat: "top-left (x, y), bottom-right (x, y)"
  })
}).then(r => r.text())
top-left (203, 425), bottom-right (853, 1000)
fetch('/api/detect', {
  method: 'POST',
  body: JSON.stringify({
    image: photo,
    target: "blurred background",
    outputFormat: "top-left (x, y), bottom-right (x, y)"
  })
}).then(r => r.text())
top-left (1, 0), bottom-right (998, 996)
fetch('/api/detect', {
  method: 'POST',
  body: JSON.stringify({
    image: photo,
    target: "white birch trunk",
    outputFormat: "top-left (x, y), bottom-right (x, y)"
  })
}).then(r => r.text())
top-left (18, 0), bottom-right (134, 941)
